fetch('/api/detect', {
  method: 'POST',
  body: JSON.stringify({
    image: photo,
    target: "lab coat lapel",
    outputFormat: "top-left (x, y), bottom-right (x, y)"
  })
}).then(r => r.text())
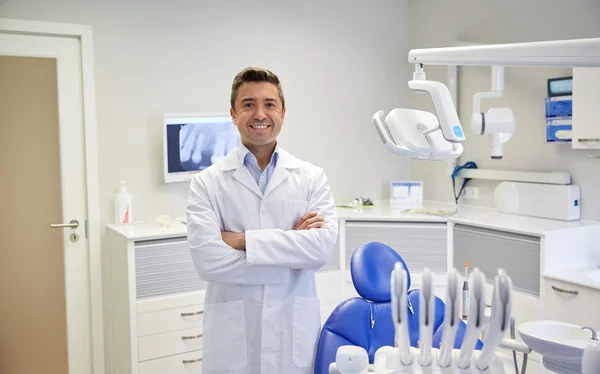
top-left (263, 148), bottom-right (302, 198)
top-left (220, 148), bottom-right (263, 198)
top-left (232, 167), bottom-right (263, 198)
top-left (263, 162), bottom-right (289, 199)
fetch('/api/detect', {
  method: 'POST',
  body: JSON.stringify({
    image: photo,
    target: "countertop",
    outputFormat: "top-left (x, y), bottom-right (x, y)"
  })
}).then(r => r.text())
top-left (337, 200), bottom-right (599, 237)
top-left (106, 200), bottom-right (600, 240)
top-left (544, 265), bottom-right (600, 291)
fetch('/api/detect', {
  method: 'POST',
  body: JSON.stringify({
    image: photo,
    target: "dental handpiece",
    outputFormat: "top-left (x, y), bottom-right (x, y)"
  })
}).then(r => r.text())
top-left (462, 262), bottom-right (469, 320)
top-left (457, 268), bottom-right (487, 369)
top-left (391, 263), bottom-right (413, 366)
top-left (438, 268), bottom-right (460, 368)
top-left (476, 269), bottom-right (513, 371)
top-left (418, 268), bottom-right (435, 367)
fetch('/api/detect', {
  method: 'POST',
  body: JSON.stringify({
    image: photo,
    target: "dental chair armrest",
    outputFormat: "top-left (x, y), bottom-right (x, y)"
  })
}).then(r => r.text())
top-left (499, 338), bottom-right (532, 354)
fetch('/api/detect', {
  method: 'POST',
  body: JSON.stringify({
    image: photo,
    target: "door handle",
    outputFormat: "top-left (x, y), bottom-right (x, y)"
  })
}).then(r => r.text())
top-left (50, 220), bottom-right (79, 229)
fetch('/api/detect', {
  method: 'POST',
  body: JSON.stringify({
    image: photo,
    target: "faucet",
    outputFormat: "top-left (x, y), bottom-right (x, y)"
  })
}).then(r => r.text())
top-left (581, 326), bottom-right (598, 341)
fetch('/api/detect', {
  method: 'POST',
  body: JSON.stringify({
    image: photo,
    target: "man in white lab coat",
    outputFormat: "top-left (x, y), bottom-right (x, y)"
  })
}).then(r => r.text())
top-left (186, 67), bottom-right (339, 374)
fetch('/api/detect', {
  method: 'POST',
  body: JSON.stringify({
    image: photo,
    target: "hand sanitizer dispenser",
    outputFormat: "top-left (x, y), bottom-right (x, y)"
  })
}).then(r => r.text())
top-left (114, 181), bottom-right (133, 224)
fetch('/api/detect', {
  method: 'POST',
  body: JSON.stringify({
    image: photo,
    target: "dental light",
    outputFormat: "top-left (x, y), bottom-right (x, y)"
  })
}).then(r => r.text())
top-left (372, 64), bottom-right (464, 161)
top-left (374, 37), bottom-right (600, 160)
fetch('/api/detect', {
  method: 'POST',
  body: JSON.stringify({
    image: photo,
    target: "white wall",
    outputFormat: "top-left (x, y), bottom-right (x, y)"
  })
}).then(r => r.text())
top-left (1, 0), bottom-right (411, 225)
top-left (1, 1), bottom-right (411, 370)
top-left (407, 0), bottom-right (600, 221)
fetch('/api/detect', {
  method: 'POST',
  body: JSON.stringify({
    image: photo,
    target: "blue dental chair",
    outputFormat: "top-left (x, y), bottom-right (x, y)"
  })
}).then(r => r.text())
top-left (313, 241), bottom-right (482, 373)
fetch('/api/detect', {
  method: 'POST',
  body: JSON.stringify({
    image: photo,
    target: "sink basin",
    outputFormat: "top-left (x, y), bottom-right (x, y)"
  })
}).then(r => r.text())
top-left (588, 268), bottom-right (600, 283)
top-left (518, 320), bottom-right (595, 362)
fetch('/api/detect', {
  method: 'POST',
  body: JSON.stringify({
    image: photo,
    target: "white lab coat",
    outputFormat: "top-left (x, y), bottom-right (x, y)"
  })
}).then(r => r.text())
top-left (186, 146), bottom-right (339, 374)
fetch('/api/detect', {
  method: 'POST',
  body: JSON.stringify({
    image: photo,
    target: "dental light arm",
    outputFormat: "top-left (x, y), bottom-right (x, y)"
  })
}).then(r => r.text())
top-left (408, 37), bottom-right (600, 67)
top-left (408, 74), bottom-right (465, 143)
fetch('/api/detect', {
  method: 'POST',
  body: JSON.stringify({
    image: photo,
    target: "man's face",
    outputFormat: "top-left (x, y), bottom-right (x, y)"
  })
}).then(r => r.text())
top-left (230, 81), bottom-right (285, 149)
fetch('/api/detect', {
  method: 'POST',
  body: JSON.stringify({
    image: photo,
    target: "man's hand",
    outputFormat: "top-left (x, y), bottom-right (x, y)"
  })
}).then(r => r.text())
top-left (221, 231), bottom-right (246, 250)
top-left (293, 211), bottom-right (325, 230)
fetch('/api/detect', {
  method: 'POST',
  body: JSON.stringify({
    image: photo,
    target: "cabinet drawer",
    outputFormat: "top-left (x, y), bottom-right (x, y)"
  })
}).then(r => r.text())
top-left (137, 291), bottom-right (205, 314)
top-left (138, 304), bottom-right (204, 337)
top-left (139, 350), bottom-right (203, 374)
top-left (138, 326), bottom-right (203, 362)
top-left (545, 278), bottom-right (600, 328)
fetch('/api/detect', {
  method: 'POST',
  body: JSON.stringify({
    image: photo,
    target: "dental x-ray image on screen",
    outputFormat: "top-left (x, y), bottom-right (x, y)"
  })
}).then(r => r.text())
top-left (163, 113), bottom-right (240, 183)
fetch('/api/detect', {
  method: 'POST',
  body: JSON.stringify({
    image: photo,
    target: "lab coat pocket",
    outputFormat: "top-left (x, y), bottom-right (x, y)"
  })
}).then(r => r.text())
top-left (282, 199), bottom-right (309, 230)
top-left (292, 296), bottom-right (321, 368)
top-left (203, 300), bottom-right (248, 371)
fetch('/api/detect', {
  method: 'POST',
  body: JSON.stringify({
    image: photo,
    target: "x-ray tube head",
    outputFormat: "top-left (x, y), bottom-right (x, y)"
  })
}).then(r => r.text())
top-left (408, 79), bottom-right (466, 143)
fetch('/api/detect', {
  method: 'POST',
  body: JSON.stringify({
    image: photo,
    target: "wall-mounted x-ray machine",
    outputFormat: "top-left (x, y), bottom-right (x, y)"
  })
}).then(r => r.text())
top-left (372, 37), bottom-right (600, 161)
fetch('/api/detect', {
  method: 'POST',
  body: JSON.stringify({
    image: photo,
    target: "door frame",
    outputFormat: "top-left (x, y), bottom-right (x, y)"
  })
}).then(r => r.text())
top-left (0, 18), bottom-right (104, 374)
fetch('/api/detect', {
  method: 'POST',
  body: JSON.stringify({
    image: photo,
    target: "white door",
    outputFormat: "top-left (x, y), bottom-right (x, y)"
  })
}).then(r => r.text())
top-left (0, 33), bottom-right (92, 373)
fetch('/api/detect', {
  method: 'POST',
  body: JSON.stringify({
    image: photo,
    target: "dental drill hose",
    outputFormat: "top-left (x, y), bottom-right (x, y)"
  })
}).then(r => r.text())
top-left (391, 263), bottom-right (412, 366)
top-left (476, 269), bottom-right (513, 371)
top-left (438, 268), bottom-right (460, 368)
top-left (418, 268), bottom-right (435, 367)
top-left (457, 268), bottom-right (487, 369)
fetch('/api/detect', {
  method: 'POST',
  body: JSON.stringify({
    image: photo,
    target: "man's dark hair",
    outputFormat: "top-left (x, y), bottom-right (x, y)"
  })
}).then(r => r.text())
top-left (230, 67), bottom-right (285, 110)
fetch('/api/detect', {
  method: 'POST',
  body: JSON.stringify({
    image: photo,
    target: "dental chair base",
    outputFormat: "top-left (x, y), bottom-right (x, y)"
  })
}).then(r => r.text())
top-left (329, 346), bottom-right (515, 374)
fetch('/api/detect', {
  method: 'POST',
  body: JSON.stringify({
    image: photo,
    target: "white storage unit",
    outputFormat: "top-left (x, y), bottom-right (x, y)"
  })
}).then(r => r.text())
top-left (573, 67), bottom-right (600, 149)
top-left (104, 202), bottom-right (600, 374)
top-left (104, 223), bottom-right (342, 374)
top-left (544, 277), bottom-right (600, 329)
top-left (451, 224), bottom-right (543, 364)
top-left (105, 227), bottom-right (207, 374)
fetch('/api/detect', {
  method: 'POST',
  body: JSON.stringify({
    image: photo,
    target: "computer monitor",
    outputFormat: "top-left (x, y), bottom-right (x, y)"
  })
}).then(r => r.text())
top-left (163, 112), bottom-right (240, 183)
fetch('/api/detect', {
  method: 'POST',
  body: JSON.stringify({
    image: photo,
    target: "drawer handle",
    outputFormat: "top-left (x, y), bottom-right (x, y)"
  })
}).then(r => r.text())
top-left (181, 310), bottom-right (203, 317)
top-left (551, 285), bottom-right (579, 295)
top-left (181, 333), bottom-right (203, 340)
top-left (578, 138), bottom-right (600, 142)
top-left (182, 357), bottom-right (202, 364)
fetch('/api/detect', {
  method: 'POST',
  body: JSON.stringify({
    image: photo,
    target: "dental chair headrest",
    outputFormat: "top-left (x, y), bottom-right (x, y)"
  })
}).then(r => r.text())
top-left (350, 241), bottom-right (411, 302)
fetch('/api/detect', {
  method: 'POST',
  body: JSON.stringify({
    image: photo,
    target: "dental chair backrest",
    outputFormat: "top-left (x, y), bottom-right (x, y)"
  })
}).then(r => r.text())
top-left (314, 242), bottom-right (439, 374)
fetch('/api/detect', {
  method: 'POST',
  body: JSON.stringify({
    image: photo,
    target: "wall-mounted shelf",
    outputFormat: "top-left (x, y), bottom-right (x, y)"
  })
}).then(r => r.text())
top-left (456, 169), bottom-right (571, 185)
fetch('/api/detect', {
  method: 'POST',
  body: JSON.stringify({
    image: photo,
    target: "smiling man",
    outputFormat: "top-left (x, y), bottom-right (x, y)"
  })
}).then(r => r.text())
top-left (186, 67), bottom-right (339, 373)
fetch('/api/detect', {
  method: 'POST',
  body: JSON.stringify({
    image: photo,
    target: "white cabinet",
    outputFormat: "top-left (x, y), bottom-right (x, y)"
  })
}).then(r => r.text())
top-left (451, 223), bottom-right (543, 365)
top-left (572, 67), bottom-right (600, 149)
top-left (105, 230), bottom-right (207, 374)
top-left (104, 208), bottom-right (600, 374)
top-left (104, 225), bottom-right (342, 374)
top-left (544, 277), bottom-right (600, 329)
